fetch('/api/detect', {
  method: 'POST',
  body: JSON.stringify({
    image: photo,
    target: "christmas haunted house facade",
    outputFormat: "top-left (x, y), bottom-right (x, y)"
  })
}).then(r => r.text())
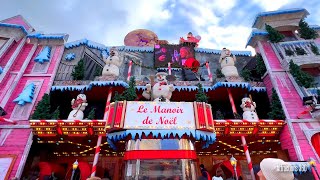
top-left (0, 8), bottom-right (319, 180)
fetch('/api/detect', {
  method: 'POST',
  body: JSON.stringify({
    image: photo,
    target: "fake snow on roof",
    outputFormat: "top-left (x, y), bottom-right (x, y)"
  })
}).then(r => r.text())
top-left (65, 53), bottom-right (75, 61)
top-left (246, 29), bottom-right (268, 47)
top-left (252, 8), bottom-right (308, 28)
top-left (51, 81), bottom-right (129, 92)
top-left (65, 39), bottom-right (106, 51)
top-left (13, 83), bottom-right (35, 106)
top-left (0, 23), bottom-right (28, 34)
top-left (107, 129), bottom-right (216, 150)
top-left (108, 46), bottom-right (154, 52)
top-left (195, 48), bottom-right (252, 56)
top-left (34, 46), bottom-right (51, 64)
top-left (0, 66), bottom-right (3, 74)
top-left (27, 32), bottom-right (68, 40)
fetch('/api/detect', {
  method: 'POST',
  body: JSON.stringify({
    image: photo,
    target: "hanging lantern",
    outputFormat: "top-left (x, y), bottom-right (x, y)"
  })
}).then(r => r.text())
top-left (56, 125), bottom-right (63, 135)
top-left (87, 125), bottom-right (94, 136)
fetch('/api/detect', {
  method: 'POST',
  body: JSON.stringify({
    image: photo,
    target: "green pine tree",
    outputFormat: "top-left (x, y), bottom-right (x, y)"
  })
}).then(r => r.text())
top-left (216, 68), bottom-right (225, 78)
top-left (265, 24), bottom-right (285, 43)
top-left (241, 69), bottom-right (252, 81)
top-left (215, 109), bottom-right (224, 119)
top-left (31, 94), bottom-right (51, 119)
top-left (268, 89), bottom-right (285, 119)
top-left (299, 19), bottom-right (319, 40)
top-left (195, 83), bottom-right (208, 103)
top-left (113, 76), bottom-right (137, 101)
top-left (87, 108), bottom-right (96, 119)
top-left (256, 53), bottom-right (267, 77)
top-left (122, 76), bottom-right (138, 101)
top-left (289, 60), bottom-right (314, 88)
top-left (94, 66), bottom-right (102, 77)
top-left (72, 59), bottom-right (85, 80)
top-left (51, 106), bottom-right (60, 119)
top-left (311, 44), bottom-right (320, 55)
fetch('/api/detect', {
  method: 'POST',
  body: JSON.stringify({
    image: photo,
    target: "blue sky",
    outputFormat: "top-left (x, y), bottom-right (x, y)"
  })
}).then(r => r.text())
top-left (0, 0), bottom-right (319, 52)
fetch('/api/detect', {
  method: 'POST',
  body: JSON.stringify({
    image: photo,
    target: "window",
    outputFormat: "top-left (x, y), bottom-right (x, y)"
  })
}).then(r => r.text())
top-left (0, 37), bottom-right (9, 50)
top-left (10, 80), bottom-right (43, 120)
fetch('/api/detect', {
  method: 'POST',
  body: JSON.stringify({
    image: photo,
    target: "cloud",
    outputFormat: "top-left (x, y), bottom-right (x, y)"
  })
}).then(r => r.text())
top-left (252, 0), bottom-right (297, 11)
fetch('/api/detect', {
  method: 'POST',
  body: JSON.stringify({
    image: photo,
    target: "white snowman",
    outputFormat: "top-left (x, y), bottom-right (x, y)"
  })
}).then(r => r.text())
top-left (142, 71), bottom-right (174, 102)
top-left (102, 47), bottom-right (122, 77)
top-left (240, 96), bottom-right (259, 120)
top-left (67, 93), bottom-right (88, 120)
top-left (219, 48), bottom-right (239, 77)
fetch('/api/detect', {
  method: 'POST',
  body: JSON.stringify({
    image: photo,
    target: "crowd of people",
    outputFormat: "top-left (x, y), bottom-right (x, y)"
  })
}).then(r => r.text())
top-left (199, 158), bottom-right (296, 180)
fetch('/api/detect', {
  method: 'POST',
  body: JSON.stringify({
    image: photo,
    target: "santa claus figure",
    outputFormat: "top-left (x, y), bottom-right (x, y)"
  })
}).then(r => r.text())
top-left (67, 92), bottom-right (88, 120)
top-left (240, 95), bottom-right (259, 120)
top-left (142, 71), bottom-right (174, 102)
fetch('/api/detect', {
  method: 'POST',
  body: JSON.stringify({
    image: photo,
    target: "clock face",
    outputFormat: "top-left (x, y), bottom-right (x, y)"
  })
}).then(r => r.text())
top-left (124, 29), bottom-right (158, 47)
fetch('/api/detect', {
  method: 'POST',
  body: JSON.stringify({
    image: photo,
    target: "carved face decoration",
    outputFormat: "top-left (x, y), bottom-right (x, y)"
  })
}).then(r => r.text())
top-left (156, 72), bottom-right (168, 82)
top-left (77, 94), bottom-right (87, 101)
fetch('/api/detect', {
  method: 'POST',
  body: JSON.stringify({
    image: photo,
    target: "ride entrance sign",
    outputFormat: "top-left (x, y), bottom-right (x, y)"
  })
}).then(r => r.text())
top-left (124, 101), bottom-right (196, 129)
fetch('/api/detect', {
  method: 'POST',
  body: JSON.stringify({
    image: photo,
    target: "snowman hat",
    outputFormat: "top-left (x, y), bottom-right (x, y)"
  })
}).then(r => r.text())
top-left (156, 69), bottom-right (168, 76)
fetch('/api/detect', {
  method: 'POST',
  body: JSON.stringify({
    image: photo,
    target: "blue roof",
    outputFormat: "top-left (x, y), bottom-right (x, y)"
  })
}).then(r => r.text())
top-left (310, 25), bottom-right (320, 30)
top-left (0, 23), bottom-right (28, 34)
top-left (27, 33), bottom-right (68, 40)
top-left (252, 8), bottom-right (308, 28)
top-left (246, 29), bottom-right (268, 47)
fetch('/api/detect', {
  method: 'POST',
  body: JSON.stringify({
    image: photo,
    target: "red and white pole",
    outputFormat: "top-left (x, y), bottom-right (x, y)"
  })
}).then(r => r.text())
top-left (127, 60), bottom-right (133, 82)
top-left (227, 88), bottom-right (237, 114)
top-left (241, 136), bottom-right (256, 180)
top-left (91, 88), bottom-right (113, 177)
top-left (206, 62), bottom-right (213, 82)
top-left (168, 62), bottom-right (172, 75)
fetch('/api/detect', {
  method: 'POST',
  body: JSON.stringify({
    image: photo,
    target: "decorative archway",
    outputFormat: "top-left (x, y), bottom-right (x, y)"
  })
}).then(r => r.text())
top-left (311, 133), bottom-right (320, 157)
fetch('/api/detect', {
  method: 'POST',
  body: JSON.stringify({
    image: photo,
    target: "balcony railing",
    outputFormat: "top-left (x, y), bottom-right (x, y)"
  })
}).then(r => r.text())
top-left (273, 40), bottom-right (320, 70)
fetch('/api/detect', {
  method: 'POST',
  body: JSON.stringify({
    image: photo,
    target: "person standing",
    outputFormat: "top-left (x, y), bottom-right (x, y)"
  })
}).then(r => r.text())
top-left (199, 164), bottom-right (211, 180)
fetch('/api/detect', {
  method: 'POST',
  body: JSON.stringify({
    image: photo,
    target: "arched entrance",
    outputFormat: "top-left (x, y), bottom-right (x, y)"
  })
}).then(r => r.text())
top-left (311, 133), bottom-right (320, 157)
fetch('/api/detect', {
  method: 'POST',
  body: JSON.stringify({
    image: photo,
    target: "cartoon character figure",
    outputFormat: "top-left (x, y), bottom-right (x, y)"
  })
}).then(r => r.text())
top-left (67, 93), bottom-right (88, 120)
top-left (179, 32), bottom-right (201, 47)
top-left (102, 47), bottom-right (122, 77)
top-left (240, 96), bottom-right (259, 120)
top-left (142, 71), bottom-right (174, 102)
top-left (219, 48), bottom-right (239, 77)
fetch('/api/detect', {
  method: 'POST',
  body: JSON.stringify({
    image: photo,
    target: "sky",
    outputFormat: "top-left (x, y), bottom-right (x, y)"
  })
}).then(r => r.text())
top-left (0, 0), bottom-right (320, 53)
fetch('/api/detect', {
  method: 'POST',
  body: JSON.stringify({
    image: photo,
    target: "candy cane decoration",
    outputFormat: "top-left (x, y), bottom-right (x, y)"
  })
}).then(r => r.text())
top-left (91, 88), bottom-right (112, 177)
top-left (206, 62), bottom-right (213, 82)
top-left (241, 136), bottom-right (256, 180)
top-left (91, 136), bottom-right (102, 177)
top-left (227, 88), bottom-right (237, 114)
top-left (0, 117), bottom-right (17, 124)
top-left (168, 62), bottom-right (172, 75)
top-left (127, 60), bottom-right (133, 81)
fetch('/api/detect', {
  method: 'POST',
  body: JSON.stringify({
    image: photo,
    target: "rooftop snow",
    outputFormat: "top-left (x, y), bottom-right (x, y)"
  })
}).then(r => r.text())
top-left (246, 29), bottom-right (268, 47)
top-left (0, 23), bottom-right (28, 34)
top-left (27, 33), bottom-right (68, 40)
top-left (252, 8), bottom-right (308, 28)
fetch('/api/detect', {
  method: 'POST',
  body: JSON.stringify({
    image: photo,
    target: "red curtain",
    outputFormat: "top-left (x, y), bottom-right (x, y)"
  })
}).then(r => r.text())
top-left (311, 133), bottom-right (320, 157)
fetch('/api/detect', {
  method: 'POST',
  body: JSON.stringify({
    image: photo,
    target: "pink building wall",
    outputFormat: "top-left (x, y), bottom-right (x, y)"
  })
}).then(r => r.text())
top-left (259, 40), bottom-right (320, 163)
top-left (0, 16), bottom-right (64, 179)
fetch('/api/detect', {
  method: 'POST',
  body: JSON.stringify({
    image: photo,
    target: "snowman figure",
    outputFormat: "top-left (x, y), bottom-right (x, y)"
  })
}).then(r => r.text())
top-left (142, 71), bottom-right (174, 102)
top-left (67, 92), bottom-right (88, 120)
top-left (219, 48), bottom-right (239, 77)
top-left (102, 47), bottom-right (122, 77)
top-left (240, 96), bottom-right (259, 120)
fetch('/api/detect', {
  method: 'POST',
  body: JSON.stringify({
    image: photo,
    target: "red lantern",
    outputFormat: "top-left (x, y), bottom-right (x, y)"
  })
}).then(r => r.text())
top-left (56, 125), bottom-right (63, 135)
top-left (87, 126), bottom-right (94, 136)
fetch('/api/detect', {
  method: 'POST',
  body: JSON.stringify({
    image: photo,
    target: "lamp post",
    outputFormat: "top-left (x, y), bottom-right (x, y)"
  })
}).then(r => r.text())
top-left (71, 159), bottom-right (79, 180)
top-left (308, 157), bottom-right (320, 180)
top-left (230, 156), bottom-right (238, 180)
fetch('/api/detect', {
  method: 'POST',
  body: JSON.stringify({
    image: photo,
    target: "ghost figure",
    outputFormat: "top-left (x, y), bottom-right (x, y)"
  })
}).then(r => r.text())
top-left (67, 93), bottom-right (88, 120)
top-left (102, 47), bottom-right (122, 77)
top-left (219, 48), bottom-right (239, 77)
top-left (240, 96), bottom-right (259, 120)
top-left (142, 71), bottom-right (174, 102)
